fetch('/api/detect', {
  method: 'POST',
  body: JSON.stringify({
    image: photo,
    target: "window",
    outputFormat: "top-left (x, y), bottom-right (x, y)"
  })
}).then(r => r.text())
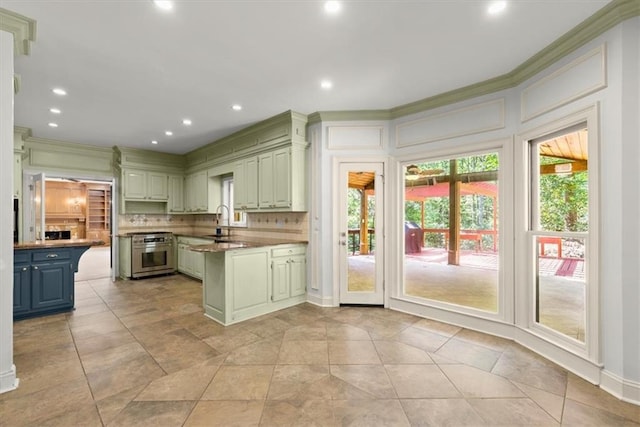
top-left (403, 152), bottom-right (500, 313)
top-left (222, 176), bottom-right (246, 227)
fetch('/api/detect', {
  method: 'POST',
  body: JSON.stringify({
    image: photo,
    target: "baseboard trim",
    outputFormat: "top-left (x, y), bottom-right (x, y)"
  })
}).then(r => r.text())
top-left (306, 294), bottom-right (334, 307)
top-left (601, 370), bottom-right (640, 406)
top-left (0, 364), bottom-right (18, 395)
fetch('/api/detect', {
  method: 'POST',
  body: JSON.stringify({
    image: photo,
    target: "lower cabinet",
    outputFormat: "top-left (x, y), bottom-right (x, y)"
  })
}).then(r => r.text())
top-left (203, 243), bottom-right (307, 325)
top-left (13, 246), bottom-right (90, 319)
top-left (177, 237), bottom-right (207, 280)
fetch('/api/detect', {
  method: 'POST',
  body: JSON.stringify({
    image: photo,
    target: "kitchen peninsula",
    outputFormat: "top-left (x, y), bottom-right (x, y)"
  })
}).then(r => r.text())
top-left (14, 239), bottom-right (104, 319)
top-left (190, 239), bottom-right (307, 325)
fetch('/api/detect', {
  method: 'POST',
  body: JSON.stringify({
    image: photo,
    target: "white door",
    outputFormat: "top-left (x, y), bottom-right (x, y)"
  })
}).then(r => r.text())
top-left (339, 162), bottom-right (384, 305)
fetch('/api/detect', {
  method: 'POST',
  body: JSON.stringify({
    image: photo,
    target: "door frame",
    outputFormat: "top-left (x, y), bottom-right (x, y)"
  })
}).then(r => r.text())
top-left (332, 157), bottom-right (387, 306)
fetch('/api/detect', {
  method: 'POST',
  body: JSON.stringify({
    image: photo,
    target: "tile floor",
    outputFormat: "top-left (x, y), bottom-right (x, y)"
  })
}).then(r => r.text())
top-left (1, 274), bottom-right (639, 426)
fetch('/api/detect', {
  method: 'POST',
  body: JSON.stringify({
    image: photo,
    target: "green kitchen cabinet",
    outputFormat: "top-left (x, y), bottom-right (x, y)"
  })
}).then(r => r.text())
top-left (123, 168), bottom-right (168, 201)
top-left (271, 244), bottom-right (307, 301)
top-left (184, 170), bottom-right (208, 212)
top-left (233, 156), bottom-right (259, 210)
top-left (168, 174), bottom-right (185, 213)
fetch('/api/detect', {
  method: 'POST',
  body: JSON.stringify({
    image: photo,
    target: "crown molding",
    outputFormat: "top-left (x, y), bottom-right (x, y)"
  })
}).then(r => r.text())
top-left (307, 0), bottom-right (639, 125)
top-left (14, 126), bottom-right (31, 140)
top-left (0, 7), bottom-right (36, 56)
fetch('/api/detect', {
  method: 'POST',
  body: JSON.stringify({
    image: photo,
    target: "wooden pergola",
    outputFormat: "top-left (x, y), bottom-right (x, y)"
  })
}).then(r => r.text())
top-left (348, 171), bottom-right (376, 255)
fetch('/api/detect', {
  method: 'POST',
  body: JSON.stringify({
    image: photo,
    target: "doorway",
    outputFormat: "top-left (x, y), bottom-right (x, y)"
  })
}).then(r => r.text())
top-left (23, 172), bottom-right (115, 280)
top-left (338, 162), bottom-right (384, 305)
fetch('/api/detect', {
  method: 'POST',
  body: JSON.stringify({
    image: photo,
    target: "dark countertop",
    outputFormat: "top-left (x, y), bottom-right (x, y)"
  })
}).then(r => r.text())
top-left (15, 239), bottom-right (105, 250)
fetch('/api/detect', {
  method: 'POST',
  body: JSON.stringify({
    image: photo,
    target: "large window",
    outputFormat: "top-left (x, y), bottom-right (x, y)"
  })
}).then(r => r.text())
top-left (530, 127), bottom-right (588, 343)
top-left (403, 152), bottom-right (500, 313)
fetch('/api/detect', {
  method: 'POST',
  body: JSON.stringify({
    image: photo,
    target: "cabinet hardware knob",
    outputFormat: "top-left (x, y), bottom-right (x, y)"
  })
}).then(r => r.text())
top-left (33, 266), bottom-right (38, 270)
top-left (22, 267), bottom-right (27, 271)
top-left (47, 254), bottom-right (58, 258)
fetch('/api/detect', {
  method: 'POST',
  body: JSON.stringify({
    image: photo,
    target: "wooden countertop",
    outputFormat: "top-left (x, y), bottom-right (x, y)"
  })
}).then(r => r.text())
top-left (15, 239), bottom-right (105, 250)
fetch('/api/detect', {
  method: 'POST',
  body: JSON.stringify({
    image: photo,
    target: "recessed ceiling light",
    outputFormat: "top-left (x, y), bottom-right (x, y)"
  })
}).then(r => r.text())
top-left (153, 0), bottom-right (173, 11)
top-left (151, 140), bottom-right (159, 145)
top-left (48, 122), bottom-right (58, 128)
top-left (52, 88), bottom-right (67, 96)
top-left (321, 80), bottom-right (333, 90)
top-left (182, 119), bottom-right (192, 126)
top-left (324, 1), bottom-right (341, 14)
top-left (488, 1), bottom-right (507, 15)
top-left (231, 104), bottom-right (242, 111)
top-left (165, 130), bottom-right (173, 136)
top-left (49, 108), bottom-right (61, 114)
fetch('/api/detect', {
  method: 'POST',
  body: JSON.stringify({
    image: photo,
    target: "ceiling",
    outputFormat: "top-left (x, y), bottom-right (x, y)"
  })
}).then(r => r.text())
top-left (5, 1), bottom-right (610, 155)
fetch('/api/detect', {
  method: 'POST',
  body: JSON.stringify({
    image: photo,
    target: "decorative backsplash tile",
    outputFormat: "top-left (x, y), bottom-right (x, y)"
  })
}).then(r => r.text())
top-left (118, 212), bottom-right (309, 241)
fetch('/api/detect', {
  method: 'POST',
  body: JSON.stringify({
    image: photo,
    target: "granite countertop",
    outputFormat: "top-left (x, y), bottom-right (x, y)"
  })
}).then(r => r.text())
top-left (14, 239), bottom-right (105, 250)
top-left (188, 238), bottom-right (307, 253)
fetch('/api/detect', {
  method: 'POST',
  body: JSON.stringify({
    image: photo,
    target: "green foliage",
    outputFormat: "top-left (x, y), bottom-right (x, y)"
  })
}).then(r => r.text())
top-left (539, 169), bottom-right (588, 232)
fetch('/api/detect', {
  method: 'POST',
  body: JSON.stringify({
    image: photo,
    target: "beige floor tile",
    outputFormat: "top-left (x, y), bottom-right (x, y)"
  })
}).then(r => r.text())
top-left (412, 317), bottom-right (463, 337)
top-left (373, 340), bottom-right (433, 364)
top-left (0, 377), bottom-right (94, 426)
top-left (562, 398), bottom-right (633, 426)
top-left (201, 365), bottom-right (274, 400)
top-left (492, 344), bottom-right (568, 396)
top-left (565, 373), bottom-right (640, 423)
top-left (330, 364), bottom-right (396, 398)
top-left (86, 354), bottom-right (165, 401)
top-left (38, 402), bottom-right (103, 427)
top-left (440, 364), bottom-right (525, 398)
top-left (326, 323), bottom-right (372, 341)
top-left (261, 400), bottom-right (336, 427)
top-left (278, 340), bottom-right (329, 364)
top-left (118, 307), bottom-right (172, 328)
top-left (74, 329), bottom-right (138, 357)
top-left (401, 398), bottom-right (488, 426)
top-left (328, 340), bottom-right (381, 364)
top-left (467, 397), bottom-right (560, 425)
top-left (95, 384), bottom-right (147, 425)
top-left (241, 316), bottom-right (293, 338)
top-left (224, 337), bottom-right (282, 365)
top-left (143, 328), bottom-right (221, 373)
top-left (332, 399), bottom-right (410, 426)
top-left (268, 365), bottom-right (333, 400)
top-left (13, 324), bottom-right (74, 354)
top-left (514, 381), bottom-right (565, 422)
top-left (128, 318), bottom-right (185, 346)
top-left (393, 326), bottom-right (450, 353)
top-left (135, 360), bottom-right (220, 401)
top-left (357, 315), bottom-right (411, 339)
top-left (283, 324), bottom-right (327, 341)
top-left (435, 337), bottom-right (502, 372)
top-left (385, 364), bottom-right (460, 398)
top-left (203, 328), bottom-right (262, 354)
top-left (453, 327), bottom-right (512, 352)
top-left (81, 341), bottom-right (149, 374)
top-left (108, 400), bottom-right (196, 427)
top-left (70, 317), bottom-right (128, 340)
top-left (185, 400), bottom-right (264, 427)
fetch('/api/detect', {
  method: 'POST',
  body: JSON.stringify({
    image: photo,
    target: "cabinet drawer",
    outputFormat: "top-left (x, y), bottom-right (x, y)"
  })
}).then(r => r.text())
top-left (31, 249), bottom-right (71, 262)
top-left (271, 245), bottom-right (306, 258)
top-left (14, 251), bottom-right (30, 264)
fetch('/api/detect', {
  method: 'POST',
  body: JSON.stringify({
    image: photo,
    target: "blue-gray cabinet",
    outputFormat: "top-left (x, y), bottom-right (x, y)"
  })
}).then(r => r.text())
top-left (13, 245), bottom-right (90, 320)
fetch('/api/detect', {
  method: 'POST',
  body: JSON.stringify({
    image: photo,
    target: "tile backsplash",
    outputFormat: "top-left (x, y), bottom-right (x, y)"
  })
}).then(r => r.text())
top-left (118, 212), bottom-right (308, 241)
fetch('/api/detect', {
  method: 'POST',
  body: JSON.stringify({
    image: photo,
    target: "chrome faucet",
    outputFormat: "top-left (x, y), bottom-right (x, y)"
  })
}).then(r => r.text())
top-left (215, 204), bottom-right (230, 237)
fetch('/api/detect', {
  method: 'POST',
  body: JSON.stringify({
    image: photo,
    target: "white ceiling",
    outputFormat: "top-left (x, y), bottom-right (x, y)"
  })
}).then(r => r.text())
top-left (6, 1), bottom-right (610, 155)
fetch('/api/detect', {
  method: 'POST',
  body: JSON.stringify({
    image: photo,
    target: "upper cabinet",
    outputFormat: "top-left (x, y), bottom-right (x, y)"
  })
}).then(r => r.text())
top-left (233, 156), bottom-right (259, 210)
top-left (122, 169), bottom-right (168, 201)
top-left (184, 170), bottom-right (208, 213)
top-left (168, 174), bottom-right (184, 213)
top-left (236, 143), bottom-right (307, 212)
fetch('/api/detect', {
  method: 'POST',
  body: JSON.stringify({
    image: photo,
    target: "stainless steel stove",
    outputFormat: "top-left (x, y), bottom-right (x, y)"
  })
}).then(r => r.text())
top-left (129, 232), bottom-right (175, 278)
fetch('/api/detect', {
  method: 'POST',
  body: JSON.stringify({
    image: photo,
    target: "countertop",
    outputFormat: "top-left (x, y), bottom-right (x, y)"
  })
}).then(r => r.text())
top-left (187, 237), bottom-right (307, 253)
top-left (14, 239), bottom-right (106, 250)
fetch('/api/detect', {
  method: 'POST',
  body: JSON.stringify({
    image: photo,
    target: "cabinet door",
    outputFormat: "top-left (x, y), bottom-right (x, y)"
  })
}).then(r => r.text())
top-left (193, 251), bottom-right (204, 280)
top-left (168, 175), bottom-right (184, 212)
top-left (273, 147), bottom-right (291, 208)
top-left (147, 172), bottom-right (169, 200)
top-left (13, 264), bottom-right (31, 315)
top-left (193, 171), bottom-right (208, 212)
top-left (289, 255), bottom-right (307, 297)
top-left (229, 250), bottom-right (269, 311)
top-left (234, 157), bottom-right (259, 210)
top-left (123, 169), bottom-right (147, 199)
top-left (177, 243), bottom-right (188, 273)
top-left (271, 258), bottom-right (289, 302)
top-left (259, 152), bottom-right (275, 208)
top-left (31, 261), bottom-right (72, 311)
